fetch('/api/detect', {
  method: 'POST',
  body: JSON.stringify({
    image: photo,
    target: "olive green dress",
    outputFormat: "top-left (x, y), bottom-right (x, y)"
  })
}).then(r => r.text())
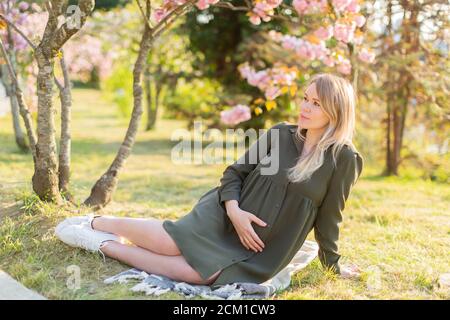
top-left (162, 121), bottom-right (364, 289)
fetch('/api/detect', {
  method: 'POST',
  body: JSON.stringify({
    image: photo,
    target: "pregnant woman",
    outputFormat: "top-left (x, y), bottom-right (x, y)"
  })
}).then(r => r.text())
top-left (55, 73), bottom-right (364, 289)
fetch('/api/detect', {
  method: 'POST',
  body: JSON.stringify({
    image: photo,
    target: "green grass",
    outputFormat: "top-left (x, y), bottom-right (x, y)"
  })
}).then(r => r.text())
top-left (0, 88), bottom-right (449, 300)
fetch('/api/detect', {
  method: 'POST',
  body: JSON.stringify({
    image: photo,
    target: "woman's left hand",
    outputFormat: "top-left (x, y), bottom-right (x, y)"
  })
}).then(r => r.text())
top-left (340, 263), bottom-right (361, 279)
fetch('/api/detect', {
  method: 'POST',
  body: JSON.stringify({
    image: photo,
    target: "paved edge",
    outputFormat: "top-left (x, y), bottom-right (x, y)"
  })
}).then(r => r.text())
top-left (0, 270), bottom-right (47, 300)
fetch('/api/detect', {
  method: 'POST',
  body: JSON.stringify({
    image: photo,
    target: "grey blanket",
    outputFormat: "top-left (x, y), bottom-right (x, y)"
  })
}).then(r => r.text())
top-left (104, 240), bottom-right (319, 300)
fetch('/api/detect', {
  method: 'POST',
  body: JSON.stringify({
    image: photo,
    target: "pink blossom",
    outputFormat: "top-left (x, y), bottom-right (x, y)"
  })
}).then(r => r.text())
top-left (220, 104), bottom-right (252, 126)
top-left (292, 0), bottom-right (309, 14)
top-left (248, 0), bottom-right (283, 25)
top-left (18, 1), bottom-right (29, 11)
top-left (344, 0), bottom-right (360, 13)
top-left (153, 8), bottom-right (168, 23)
top-left (314, 26), bottom-right (333, 40)
top-left (323, 56), bottom-right (336, 67)
top-left (354, 14), bottom-right (366, 27)
top-left (358, 47), bottom-right (376, 63)
top-left (249, 13), bottom-right (262, 25)
top-left (265, 86), bottom-right (282, 100)
top-left (333, 23), bottom-right (355, 43)
top-left (332, 0), bottom-right (359, 13)
top-left (268, 30), bottom-right (283, 42)
top-left (238, 62), bottom-right (298, 100)
top-left (293, 0), bottom-right (328, 15)
top-left (332, 0), bottom-right (352, 12)
top-left (195, 0), bottom-right (219, 10)
top-left (337, 59), bottom-right (352, 74)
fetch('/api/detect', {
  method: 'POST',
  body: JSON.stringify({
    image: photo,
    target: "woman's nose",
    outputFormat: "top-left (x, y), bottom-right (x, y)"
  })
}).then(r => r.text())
top-left (302, 103), bottom-right (311, 112)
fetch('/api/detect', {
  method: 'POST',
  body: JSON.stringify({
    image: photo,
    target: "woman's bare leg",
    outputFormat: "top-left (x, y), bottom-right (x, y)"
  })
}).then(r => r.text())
top-left (92, 216), bottom-right (180, 256)
top-left (100, 240), bottom-right (221, 285)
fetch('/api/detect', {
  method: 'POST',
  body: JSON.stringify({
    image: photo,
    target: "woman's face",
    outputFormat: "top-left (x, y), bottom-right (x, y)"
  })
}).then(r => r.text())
top-left (297, 82), bottom-right (330, 130)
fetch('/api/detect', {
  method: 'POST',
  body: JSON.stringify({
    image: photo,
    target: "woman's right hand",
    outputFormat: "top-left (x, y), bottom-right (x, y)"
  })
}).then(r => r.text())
top-left (227, 207), bottom-right (268, 253)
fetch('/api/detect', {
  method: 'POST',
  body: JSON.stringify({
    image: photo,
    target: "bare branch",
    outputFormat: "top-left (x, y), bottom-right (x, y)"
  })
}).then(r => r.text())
top-left (151, 0), bottom-right (197, 37)
top-left (212, 3), bottom-right (250, 11)
top-left (43, 0), bottom-right (95, 57)
top-left (0, 37), bottom-right (37, 159)
top-left (135, 0), bottom-right (154, 29)
top-left (0, 13), bottom-right (37, 50)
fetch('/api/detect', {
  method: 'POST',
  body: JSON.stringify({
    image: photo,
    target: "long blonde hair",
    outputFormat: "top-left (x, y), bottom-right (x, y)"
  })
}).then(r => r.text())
top-left (286, 73), bottom-right (359, 183)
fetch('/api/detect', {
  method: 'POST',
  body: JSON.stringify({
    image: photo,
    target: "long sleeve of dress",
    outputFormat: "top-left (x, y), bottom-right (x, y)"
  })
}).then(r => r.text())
top-left (217, 122), bottom-right (283, 209)
top-left (314, 149), bottom-right (364, 274)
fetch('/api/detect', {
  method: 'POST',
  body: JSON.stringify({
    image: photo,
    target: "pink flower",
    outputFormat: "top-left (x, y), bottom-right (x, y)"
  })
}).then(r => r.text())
top-left (314, 26), bottom-right (333, 40)
top-left (220, 104), bottom-right (252, 126)
top-left (247, 0), bottom-right (283, 24)
top-left (354, 14), bottom-right (366, 27)
top-left (195, 0), bottom-right (219, 10)
top-left (268, 30), bottom-right (283, 42)
top-left (332, 0), bottom-right (352, 12)
top-left (358, 47), bottom-right (376, 63)
top-left (345, 0), bottom-right (360, 13)
top-left (293, 0), bottom-right (309, 15)
top-left (153, 8), bottom-right (168, 23)
top-left (293, 0), bottom-right (328, 15)
top-left (337, 59), bottom-right (352, 74)
top-left (323, 56), bottom-right (336, 67)
top-left (265, 86), bottom-right (282, 100)
top-left (333, 23), bottom-right (355, 43)
top-left (238, 62), bottom-right (299, 100)
top-left (18, 2), bottom-right (29, 11)
top-left (248, 13), bottom-right (261, 25)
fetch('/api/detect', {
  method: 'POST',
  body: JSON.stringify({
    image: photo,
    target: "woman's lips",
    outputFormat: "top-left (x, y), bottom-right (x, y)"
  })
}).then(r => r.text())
top-left (301, 114), bottom-right (310, 120)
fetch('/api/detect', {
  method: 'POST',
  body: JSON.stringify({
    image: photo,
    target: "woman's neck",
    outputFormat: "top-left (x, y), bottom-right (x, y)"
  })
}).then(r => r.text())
top-left (303, 127), bottom-right (326, 153)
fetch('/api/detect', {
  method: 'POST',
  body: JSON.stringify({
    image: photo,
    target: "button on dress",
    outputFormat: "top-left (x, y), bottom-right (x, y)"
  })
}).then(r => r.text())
top-left (162, 121), bottom-right (364, 289)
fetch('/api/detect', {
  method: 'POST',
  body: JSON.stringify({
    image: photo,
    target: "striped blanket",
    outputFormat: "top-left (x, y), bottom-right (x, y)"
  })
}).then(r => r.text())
top-left (104, 240), bottom-right (319, 300)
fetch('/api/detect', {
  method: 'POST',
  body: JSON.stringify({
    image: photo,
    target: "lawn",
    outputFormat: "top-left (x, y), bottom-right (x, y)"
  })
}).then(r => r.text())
top-left (0, 88), bottom-right (449, 299)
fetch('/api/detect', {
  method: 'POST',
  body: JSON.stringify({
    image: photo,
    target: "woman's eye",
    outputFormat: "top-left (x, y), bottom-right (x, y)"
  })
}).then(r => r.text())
top-left (314, 102), bottom-right (320, 107)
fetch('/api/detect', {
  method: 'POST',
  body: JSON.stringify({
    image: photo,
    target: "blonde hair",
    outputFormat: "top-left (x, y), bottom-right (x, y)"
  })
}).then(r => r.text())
top-left (286, 73), bottom-right (359, 183)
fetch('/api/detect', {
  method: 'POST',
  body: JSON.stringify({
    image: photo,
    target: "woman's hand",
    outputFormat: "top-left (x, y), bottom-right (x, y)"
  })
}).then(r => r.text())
top-left (226, 205), bottom-right (268, 253)
top-left (340, 263), bottom-right (361, 279)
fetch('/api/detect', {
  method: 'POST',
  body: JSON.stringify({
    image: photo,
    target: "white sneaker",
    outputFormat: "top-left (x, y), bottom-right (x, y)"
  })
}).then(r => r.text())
top-left (55, 213), bottom-right (101, 234)
top-left (55, 224), bottom-right (120, 261)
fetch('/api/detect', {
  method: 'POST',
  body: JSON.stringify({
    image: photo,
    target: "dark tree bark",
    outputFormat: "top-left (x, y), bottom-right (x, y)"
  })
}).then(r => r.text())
top-left (0, 38), bottom-right (37, 160)
top-left (144, 65), bottom-right (155, 131)
top-left (2, 25), bottom-right (29, 152)
top-left (383, 0), bottom-right (420, 175)
top-left (32, 0), bottom-right (94, 203)
top-left (54, 49), bottom-right (74, 203)
top-left (1, 64), bottom-right (28, 152)
top-left (84, 0), bottom-right (196, 209)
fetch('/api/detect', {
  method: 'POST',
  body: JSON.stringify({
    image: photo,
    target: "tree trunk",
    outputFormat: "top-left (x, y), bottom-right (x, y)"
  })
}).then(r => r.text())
top-left (385, 90), bottom-right (393, 175)
top-left (32, 47), bottom-right (62, 203)
top-left (31, 0), bottom-right (94, 203)
top-left (1, 65), bottom-right (28, 152)
top-left (56, 50), bottom-right (74, 203)
top-left (150, 79), bottom-right (162, 130)
top-left (384, 0), bottom-right (419, 176)
top-left (84, 0), bottom-right (194, 209)
top-left (2, 23), bottom-right (29, 152)
top-left (0, 38), bottom-right (37, 161)
top-left (83, 23), bottom-right (153, 209)
top-left (144, 66), bottom-right (154, 131)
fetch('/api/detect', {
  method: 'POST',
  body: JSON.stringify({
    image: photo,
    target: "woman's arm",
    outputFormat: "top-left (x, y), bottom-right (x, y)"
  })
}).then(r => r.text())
top-left (313, 148), bottom-right (364, 275)
top-left (217, 122), bottom-right (283, 210)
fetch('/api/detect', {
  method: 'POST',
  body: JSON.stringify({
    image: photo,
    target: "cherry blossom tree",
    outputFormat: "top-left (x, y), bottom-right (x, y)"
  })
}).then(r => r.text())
top-left (2, 0), bottom-right (375, 207)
